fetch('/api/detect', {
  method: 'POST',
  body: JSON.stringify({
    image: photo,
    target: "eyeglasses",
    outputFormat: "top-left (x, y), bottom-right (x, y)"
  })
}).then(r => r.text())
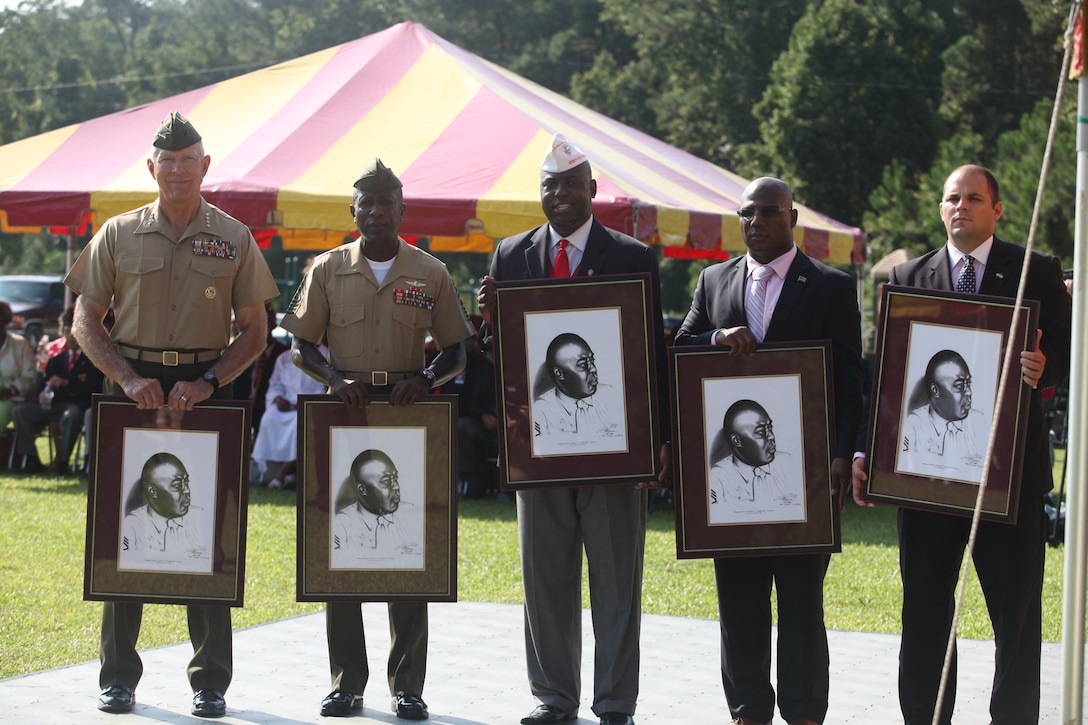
top-left (737, 206), bottom-right (793, 220)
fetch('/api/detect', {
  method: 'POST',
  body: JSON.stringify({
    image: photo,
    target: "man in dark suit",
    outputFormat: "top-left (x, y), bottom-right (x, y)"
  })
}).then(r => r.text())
top-left (673, 176), bottom-right (864, 725)
top-left (852, 164), bottom-right (1071, 724)
top-left (477, 134), bottom-right (670, 725)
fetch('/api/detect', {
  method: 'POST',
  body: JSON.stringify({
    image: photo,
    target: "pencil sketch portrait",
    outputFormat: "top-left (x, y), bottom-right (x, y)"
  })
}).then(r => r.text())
top-left (117, 429), bottom-right (218, 574)
top-left (703, 376), bottom-right (806, 525)
top-left (525, 307), bottom-right (627, 457)
top-left (329, 426), bottom-right (425, 571)
top-left (896, 322), bottom-right (1001, 483)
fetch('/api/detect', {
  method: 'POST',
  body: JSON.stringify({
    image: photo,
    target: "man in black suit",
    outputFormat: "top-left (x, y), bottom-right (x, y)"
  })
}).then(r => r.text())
top-left (673, 176), bottom-right (864, 725)
top-left (852, 164), bottom-right (1071, 724)
top-left (477, 134), bottom-right (669, 725)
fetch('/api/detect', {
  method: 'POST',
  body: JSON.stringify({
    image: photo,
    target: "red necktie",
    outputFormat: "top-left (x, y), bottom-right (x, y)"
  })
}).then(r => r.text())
top-left (551, 239), bottom-right (570, 279)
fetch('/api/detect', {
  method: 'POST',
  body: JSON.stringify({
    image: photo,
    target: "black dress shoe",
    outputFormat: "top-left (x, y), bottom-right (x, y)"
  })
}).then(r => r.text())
top-left (192, 688), bottom-right (226, 718)
top-left (599, 714), bottom-right (635, 725)
top-left (321, 690), bottom-right (364, 717)
top-left (98, 685), bottom-right (135, 713)
top-left (392, 693), bottom-right (428, 720)
top-left (521, 704), bottom-right (575, 724)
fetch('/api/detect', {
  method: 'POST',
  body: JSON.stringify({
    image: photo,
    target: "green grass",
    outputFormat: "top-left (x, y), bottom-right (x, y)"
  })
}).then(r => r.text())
top-left (0, 450), bottom-right (1072, 679)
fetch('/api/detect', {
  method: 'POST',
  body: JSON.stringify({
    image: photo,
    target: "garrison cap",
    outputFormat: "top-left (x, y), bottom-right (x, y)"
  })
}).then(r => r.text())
top-left (541, 133), bottom-right (588, 173)
top-left (153, 112), bottom-right (202, 151)
top-left (353, 159), bottom-right (403, 193)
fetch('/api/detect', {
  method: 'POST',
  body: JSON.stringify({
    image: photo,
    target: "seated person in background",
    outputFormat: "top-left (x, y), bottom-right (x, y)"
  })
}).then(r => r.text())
top-left (13, 307), bottom-right (105, 473)
top-left (233, 302), bottom-right (288, 442)
top-left (36, 330), bottom-right (67, 373)
top-left (250, 342), bottom-right (327, 489)
top-left (0, 300), bottom-right (40, 432)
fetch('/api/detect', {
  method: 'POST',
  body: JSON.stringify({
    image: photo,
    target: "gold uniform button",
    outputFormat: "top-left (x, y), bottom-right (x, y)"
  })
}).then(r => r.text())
top-left (205, 287), bottom-right (216, 300)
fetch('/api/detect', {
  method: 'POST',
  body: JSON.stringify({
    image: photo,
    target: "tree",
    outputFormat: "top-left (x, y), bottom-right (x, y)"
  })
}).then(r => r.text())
top-left (743, 0), bottom-right (947, 226)
top-left (573, 0), bottom-right (806, 167)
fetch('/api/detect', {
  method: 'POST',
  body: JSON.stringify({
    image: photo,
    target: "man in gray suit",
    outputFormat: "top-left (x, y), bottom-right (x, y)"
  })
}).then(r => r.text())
top-left (477, 134), bottom-right (670, 725)
top-left (674, 176), bottom-right (864, 725)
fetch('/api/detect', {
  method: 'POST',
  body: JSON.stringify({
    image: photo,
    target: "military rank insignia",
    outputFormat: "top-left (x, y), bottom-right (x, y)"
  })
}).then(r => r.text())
top-left (192, 237), bottom-right (236, 259)
top-left (394, 285), bottom-right (436, 311)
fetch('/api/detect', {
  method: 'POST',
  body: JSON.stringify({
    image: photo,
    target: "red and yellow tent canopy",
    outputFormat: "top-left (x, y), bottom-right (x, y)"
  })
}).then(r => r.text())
top-left (0, 21), bottom-right (865, 263)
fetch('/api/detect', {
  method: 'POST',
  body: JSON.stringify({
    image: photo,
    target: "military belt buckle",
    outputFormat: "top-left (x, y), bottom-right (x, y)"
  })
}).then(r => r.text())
top-left (162, 351), bottom-right (179, 366)
top-left (371, 371), bottom-right (388, 386)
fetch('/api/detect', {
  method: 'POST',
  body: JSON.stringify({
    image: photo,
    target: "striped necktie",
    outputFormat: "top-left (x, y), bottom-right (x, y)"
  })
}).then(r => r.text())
top-left (746, 265), bottom-right (773, 342)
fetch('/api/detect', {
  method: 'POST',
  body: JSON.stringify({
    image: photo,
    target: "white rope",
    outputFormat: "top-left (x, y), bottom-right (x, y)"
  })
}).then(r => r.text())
top-left (930, 3), bottom-right (1081, 723)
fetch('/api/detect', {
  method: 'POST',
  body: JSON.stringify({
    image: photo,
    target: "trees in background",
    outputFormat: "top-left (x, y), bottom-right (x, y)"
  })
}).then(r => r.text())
top-left (0, 0), bottom-right (1078, 305)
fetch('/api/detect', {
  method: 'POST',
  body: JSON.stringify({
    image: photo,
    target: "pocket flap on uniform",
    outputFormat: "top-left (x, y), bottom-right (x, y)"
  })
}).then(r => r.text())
top-left (119, 256), bottom-right (164, 275)
top-left (329, 304), bottom-right (365, 327)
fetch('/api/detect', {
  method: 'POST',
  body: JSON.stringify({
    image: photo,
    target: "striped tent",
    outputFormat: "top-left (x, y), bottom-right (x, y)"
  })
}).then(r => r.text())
top-left (0, 21), bottom-right (865, 263)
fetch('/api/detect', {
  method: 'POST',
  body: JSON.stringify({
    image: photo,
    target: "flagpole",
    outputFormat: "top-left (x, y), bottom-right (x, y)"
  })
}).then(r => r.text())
top-left (1063, 6), bottom-right (1088, 721)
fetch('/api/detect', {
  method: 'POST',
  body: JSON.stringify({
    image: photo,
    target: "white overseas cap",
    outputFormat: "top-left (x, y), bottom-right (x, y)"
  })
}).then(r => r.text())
top-left (541, 133), bottom-right (588, 173)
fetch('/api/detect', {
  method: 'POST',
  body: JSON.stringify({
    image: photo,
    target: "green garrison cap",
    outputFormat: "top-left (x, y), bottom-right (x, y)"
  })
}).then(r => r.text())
top-left (153, 112), bottom-right (202, 151)
top-left (353, 158), bottom-right (403, 193)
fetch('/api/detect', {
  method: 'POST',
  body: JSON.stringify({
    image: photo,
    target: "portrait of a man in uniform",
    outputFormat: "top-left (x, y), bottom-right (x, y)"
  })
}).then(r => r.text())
top-left (119, 451), bottom-right (212, 573)
top-left (708, 399), bottom-right (804, 524)
top-left (331, 449), bottom-right (423, 570)
top-left (897, 349), bottom-right (989, 480)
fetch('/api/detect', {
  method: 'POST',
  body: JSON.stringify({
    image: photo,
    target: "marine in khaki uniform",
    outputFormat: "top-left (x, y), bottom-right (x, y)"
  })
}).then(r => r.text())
top-left (281, 159), bottom-right (474, 720)
top-left (65, 112), bottom-right (279, 718)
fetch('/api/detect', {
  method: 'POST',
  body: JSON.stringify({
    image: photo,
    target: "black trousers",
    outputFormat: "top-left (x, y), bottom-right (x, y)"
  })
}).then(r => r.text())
top-left (99, 360), bottom-right (234, 693)
top-left (898, 490), bottom-right (1045, 725)
top-left (714, 553), bottom-right (831, 724)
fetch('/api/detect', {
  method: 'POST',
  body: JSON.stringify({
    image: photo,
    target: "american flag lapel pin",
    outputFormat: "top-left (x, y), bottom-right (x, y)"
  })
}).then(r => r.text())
top-left (797, 275), bottom-right (808, 283)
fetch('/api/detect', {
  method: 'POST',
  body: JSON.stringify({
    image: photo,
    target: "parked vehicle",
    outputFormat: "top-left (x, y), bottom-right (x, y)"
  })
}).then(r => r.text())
top-left (0, 274), bottom-right (68, 347)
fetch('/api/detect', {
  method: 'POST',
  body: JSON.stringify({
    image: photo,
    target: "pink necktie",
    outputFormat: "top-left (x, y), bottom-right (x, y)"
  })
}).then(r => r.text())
top-left (746, 265), bottom-right (772, 342)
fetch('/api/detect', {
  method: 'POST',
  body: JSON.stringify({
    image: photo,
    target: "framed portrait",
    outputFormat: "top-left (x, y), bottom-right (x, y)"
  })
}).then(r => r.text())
top-left (83, 396), bottom-right (252, 607)
top-left (493, 274), bottom-right (661, 489)
top-left (296, 395), bottom-right (457, 602)
top-left (670, 343), bottom-right (839, 558)
top-left (861, 285), bottom-right (1038, 523)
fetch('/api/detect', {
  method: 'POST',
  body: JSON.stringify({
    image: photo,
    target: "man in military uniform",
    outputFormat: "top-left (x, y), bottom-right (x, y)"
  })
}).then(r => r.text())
top-left (281, 159), bottom-right (474, 720)
top-left (66, 111), bottom-right (279, 718)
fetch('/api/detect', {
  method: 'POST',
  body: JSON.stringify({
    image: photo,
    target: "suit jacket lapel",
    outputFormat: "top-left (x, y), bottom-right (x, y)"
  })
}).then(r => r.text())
top-left (574, 219), bottom-right (611, 277)
top-left (722, 259), bottom-right (748, 327)
top-left (765, 253), bottom-right (814, 340)
top-left (923, 249), bottom-right (954, 291)
top-left (523, 225), bottom-right (549, 279)
top-left (978, 237), bottom-right (1016, 296)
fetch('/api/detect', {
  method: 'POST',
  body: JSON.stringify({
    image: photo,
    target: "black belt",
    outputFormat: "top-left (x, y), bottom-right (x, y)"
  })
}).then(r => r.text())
top-left (348, 371), bottom-right (415, 386)
top-left (117, 343), bottom-right (221, 366)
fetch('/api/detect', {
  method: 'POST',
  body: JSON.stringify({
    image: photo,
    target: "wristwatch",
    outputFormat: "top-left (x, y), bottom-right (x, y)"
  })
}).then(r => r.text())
top-left (201, 370), bottom-right (220, 392)
top-left (417, 368), bottom-right (436, 386)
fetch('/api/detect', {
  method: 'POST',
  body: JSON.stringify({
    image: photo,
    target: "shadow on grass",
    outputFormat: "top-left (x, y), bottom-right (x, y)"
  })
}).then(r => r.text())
top-left (17, 471), bottom-right (91, 496)
top-left (248, 486), bottom-right (301, 507)
top-left (457, 496), bottom-right (517, 522)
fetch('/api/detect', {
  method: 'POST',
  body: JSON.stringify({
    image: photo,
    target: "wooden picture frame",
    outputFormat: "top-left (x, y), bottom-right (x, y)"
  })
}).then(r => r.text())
top-left (671, 343), bottom-right (839, 558)
top-left (493, 274), bottom-right (661, 489)
top-left (83, 396), bottom-right (252, 606)
top-left (861, 285), bottom-right (1037, 522)
top-left (296, 395), bottom-right (457, 602)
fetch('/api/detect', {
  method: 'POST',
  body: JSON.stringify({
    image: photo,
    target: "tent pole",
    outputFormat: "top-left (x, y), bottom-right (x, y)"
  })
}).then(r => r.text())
top-left (1061, 71), bottom-right (1088, 724)
top-left (65, 233), bottom-right (75, 309)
